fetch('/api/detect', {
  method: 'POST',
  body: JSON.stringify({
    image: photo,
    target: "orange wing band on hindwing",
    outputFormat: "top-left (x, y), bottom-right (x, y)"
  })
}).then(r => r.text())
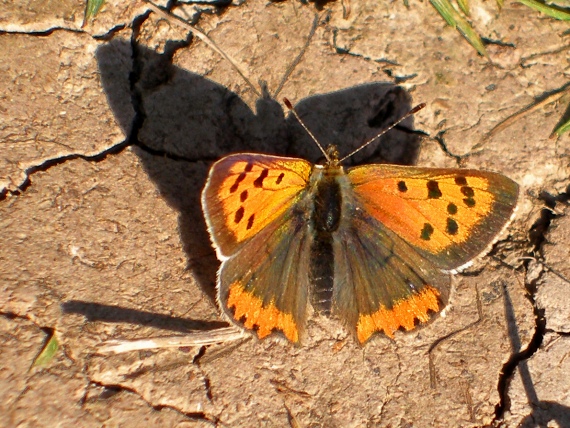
top-left (356, 286), bottom-right (441, 343)
top-left (227, 281), bottom-right (300, 342)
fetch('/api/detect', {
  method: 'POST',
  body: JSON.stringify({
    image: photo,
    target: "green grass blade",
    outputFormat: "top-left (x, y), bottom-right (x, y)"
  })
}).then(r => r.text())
top-left (83, 0), bottom-right (105, 26)
top-left (517, 0), bottom-right (570, 20)
top-left (430, 0), bottom-right (488, 56)
top-left (552, 116), bottom-right (570, 136)
top-left (431, 0), bottom-right (460, 26)
top-left (31, 333), bottom-right (59, 368)
top-left (457, 0), bottom-right (471, 16)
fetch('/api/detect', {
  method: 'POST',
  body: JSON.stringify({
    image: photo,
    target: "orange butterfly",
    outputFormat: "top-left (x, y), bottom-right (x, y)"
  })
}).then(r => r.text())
top-left (201, 101), bottom-right (519, 344)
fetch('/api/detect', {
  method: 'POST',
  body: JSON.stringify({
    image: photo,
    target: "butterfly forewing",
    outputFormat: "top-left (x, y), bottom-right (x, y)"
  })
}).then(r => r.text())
top-left (347, 165), bottom-right (519, 271)
top-left (202, 154), bottom-right (312, 257)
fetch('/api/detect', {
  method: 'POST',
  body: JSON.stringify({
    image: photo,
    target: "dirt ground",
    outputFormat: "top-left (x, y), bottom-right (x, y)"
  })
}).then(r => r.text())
top-left (1, 0), bottom-right (569, 426)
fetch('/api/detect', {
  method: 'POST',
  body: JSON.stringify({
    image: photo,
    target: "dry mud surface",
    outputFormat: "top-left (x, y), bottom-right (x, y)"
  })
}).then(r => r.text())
top-left (1, 0), bottom-right (569, 426)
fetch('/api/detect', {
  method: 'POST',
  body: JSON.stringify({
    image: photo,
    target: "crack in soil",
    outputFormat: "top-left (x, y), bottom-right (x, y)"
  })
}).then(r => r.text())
top-left (0, 141), bottom-right (131, 201)
top-left (433, 130), bottom-right (467, 165)
top-left (493, 187), bottom-right (569, 422)
top-left (0, 27), bottom-right (87, 37)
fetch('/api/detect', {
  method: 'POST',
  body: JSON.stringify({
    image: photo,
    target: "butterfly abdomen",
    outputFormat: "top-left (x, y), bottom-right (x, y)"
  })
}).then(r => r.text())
top-left (309, 167), bottom-right (342, 315)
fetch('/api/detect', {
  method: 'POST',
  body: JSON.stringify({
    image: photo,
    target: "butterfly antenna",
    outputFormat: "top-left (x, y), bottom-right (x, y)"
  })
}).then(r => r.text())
top-left (284, 98), bottom-right (331, 162)
top-left (338, 103), bottom-right (426, 163)
top-left (145, 0), bottom-right (261, 98)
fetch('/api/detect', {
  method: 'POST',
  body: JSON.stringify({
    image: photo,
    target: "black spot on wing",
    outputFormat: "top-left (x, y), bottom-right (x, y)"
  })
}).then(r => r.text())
top-left (254, 169), bottom-right (269, 188)
top-left (234, 206), bottom-right (244, 224)
top-left (446, 218), bottom-right (458, 235)
top-left (230, 172), bottom-right (247, 193)
top-left (461, 186), bottom-right (474, 197)
top-left (421, 223), bottom-right (434, 240)
top-left (461, 186), bottom-right (476, 207)
top-left (427, 180), bottom-right (442, 199)
top-left (455, 176), bottom-right (467, 186)
top-left (247, 214), bottom-right (255, 230)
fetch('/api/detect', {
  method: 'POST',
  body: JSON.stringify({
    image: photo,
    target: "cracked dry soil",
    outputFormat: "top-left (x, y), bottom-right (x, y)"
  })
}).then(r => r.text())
top-left (1, 0), bottom-right (570, 426)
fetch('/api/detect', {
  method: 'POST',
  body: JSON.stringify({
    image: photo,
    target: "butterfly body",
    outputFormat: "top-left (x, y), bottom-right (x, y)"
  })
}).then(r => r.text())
top-left (202, 147), bottom-right (519, 344)
top-left (307, 162), bottom-right (343, 315)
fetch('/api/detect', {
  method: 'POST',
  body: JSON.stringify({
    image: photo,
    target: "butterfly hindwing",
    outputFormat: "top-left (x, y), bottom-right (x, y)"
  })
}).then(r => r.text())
top-left (218, 209), bottom-right (313, 342)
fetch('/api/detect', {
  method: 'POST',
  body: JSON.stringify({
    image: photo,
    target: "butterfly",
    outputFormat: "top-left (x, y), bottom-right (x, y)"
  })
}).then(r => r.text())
top-left (201, 100), bottom-right (519, 344)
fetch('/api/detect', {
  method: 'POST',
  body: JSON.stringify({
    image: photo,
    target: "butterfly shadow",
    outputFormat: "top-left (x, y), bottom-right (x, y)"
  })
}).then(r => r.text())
top-left (85, 37), bottom-right (423, 331)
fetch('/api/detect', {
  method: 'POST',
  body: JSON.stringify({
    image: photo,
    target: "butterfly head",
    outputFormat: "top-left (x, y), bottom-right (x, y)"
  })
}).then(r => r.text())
top-left (324, 145), bottom-right (341, 166)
